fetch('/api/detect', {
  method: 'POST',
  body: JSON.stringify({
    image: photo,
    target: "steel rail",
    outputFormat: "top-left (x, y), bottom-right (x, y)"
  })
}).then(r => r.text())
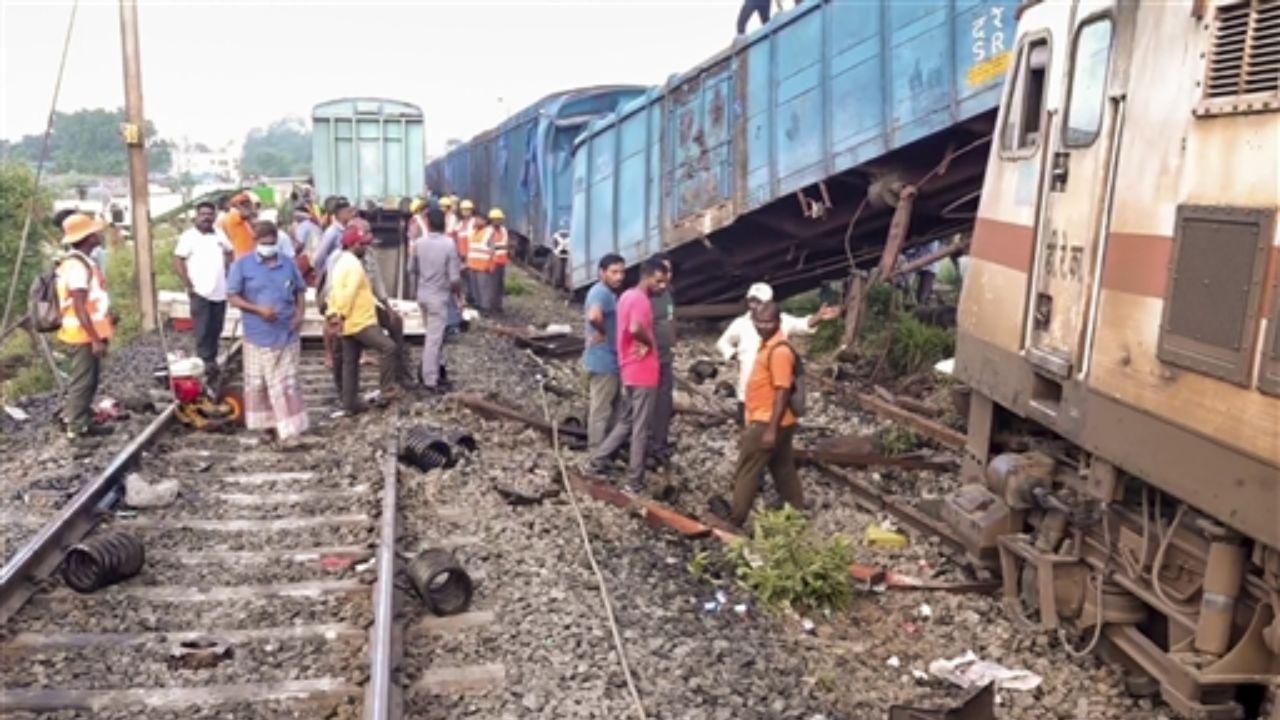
top-left (0, 341), bottom-right (242, 625)
top-left (364, 434), bottom-right (401, 719)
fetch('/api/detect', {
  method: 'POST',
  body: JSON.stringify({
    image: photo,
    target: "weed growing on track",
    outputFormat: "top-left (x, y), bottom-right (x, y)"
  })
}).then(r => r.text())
top-left (505, 272), bottom-right (533, 297)
top-left (727, 507), bottom-right (854, 615)
top-left (879, 424), bottom-right (921, 456)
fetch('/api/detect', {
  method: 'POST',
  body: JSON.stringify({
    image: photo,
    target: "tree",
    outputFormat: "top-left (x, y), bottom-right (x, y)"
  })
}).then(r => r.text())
top-left (0, 163), bottom-right (54, 329)
top-left (1, 107), bottom-right (171, 175)
top-left (241, 118), bottom-right (311, 178)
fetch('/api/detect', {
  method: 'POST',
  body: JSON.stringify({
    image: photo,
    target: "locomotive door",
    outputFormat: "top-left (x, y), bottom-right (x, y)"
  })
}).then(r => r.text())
top-left (1024, 1), bottom-right (1120, 378)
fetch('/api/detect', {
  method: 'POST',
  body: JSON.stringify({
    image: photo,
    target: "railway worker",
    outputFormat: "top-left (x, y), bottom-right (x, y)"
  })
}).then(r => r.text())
top-left (409, 207), bottom-right (463, 393)
top-left (439, 195), bottom-right (459, 237)
top-left (358, 221), bottom-right (416, 387)
top-left (173, 201), bottom-right (233, 381)
top-left (716, 283), bottom-right (838, 422)
top-left (226, 221), bottom-right (310, 445)
top-left (583, 253), bottom-right (626, 451)
top-left (710, 300), bottom-right (805, 528)
top-left (313, 198), bottom-right (356, 369)
top-left (585, 257), bottom-right (670, 492)
top-left (649, 253), bottom-right (677, 468)
top-left (465, 213), bottom-right (494, 312)
top-left (55, 213), bottom-right (116, 441)
top-left (483, 207), bottom-right (510, 314)
top-left (291, 205), bottom-right (323, 285)
top-left (326, 223), bottom-right (405, 413)
top-left (222, 192), bottom-right (259, 260)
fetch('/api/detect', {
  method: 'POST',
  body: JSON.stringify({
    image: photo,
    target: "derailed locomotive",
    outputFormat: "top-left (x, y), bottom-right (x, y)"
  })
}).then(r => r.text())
top-left (943, 0), bottom-right (1280, 716)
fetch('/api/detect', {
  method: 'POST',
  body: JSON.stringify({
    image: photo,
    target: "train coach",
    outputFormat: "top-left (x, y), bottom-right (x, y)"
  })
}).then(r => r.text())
top-left (569, 0), bottom-right (1020, 304)
top-left (941, 0), bottom-right (1280, 717)
top-left (424, 86), bottom-right (646, 276)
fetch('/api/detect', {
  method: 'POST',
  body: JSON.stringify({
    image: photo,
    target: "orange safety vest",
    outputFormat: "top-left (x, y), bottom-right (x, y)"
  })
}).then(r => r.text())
top-left (490, 227), bottom-right (510, 267)
top-left (467, 227), bottom-right (495, 272)
top-left (454, 216), bottom-right (477, 259)
top-left (55, 251), bottom-right (115, 345)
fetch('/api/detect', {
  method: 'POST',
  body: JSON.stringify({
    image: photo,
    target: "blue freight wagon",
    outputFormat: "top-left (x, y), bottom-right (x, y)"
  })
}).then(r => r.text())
top-left (570, 0), bottom-right (1017, 304)
top-left (424, 86), bottom-right (645, 273)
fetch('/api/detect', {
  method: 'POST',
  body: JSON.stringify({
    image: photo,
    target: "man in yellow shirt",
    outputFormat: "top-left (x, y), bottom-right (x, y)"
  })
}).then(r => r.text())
top-left (325, 224), bottom-right (403, 413)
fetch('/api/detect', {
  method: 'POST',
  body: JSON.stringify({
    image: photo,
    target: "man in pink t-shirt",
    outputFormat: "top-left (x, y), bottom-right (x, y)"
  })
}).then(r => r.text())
top-left (585, 258), bottom-right (670, 491)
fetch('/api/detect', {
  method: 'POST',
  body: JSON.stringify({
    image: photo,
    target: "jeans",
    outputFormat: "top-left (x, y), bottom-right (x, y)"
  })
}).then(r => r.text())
top-left (730, 422), bottom-right (802, 526)
top-left (418, 295), bottom-right (448, 387)
top-left (650, 360), bottom-right (674, 460)
top-left (340, 325), bottom-right (399, 411)
top-left (189, 293), bottom-right (226, 375)
top-left (64, 342), bottom-right (100, 433)
top-left (587, 372), bottom-right (622, 450)
top-left (591, 385), bottom-right (656, 488)
top-left (736, 0), bottom-right (770, 34)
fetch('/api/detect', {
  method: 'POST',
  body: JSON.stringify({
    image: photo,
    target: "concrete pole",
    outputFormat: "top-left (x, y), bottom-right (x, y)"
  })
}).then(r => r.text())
top-left (119, 0), bottom-right (156, 332)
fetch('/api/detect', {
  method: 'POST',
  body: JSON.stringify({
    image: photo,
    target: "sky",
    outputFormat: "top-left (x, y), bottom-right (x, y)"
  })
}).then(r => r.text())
top-left (0, 0), bottom-right (744, 155)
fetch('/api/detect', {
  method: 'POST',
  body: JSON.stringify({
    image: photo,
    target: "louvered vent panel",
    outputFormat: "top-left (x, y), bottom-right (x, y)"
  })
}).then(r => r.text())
top-left (1207, 0), bottom-right (1280, 99)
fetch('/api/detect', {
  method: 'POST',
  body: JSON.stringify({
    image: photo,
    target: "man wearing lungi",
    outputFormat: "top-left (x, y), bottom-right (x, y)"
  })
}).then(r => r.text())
top-left (227, 221), bottom-right (310, 445)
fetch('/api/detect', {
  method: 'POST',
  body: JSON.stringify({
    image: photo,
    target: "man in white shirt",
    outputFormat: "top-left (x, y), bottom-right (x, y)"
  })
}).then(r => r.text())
top-left (173, 200), bottom-right (233, 379)
top-left (716, 282), bottom-right (839, 420)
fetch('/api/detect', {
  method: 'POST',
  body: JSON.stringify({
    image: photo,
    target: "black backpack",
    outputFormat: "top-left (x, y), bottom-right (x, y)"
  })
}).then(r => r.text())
top-left (766, 341), bottom-right (806, 418)
top-left (29, 252), bottom-right (92, 333)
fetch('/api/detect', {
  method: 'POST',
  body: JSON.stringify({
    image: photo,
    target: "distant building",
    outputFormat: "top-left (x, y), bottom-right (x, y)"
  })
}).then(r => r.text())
top-left (172, 140), bottom-right (241, 183)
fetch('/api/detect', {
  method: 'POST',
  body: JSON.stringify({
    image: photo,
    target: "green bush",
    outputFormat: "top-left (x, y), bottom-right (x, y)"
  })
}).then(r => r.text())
top-left (105, 242), bottom-right (142, 346)
top-left (728, 506), bottom-right (855, 615)
top-left (504, 272), bottom-right (532, 297)
top-left (806, 318), bottom-right (844, 357)
top-left (781, 290), bottom-right (821, 316)
top-left (0, 162), bottom-right (54, 329)
top-left (0, 333), bottom-right (55, 401)
top-left (887, 312), bottom-right (954, 376)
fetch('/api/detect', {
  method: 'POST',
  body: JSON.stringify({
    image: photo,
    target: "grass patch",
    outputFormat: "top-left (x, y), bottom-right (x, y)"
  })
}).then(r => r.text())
top-left (504, 271), bottom-right (533, 297)
top-left (935, 257), bottom-right (960, 290)
top-left (727, 506), bottom-right (855, 615)
top-left (879, 424), bottom-right (921, 456)
top-left (885, 312), bottom-right (954, 376)
top-left (0, 333), bottom-right (56, 402)
top-left (781, 290), bottom-right (822, 316)
top-left (807, 318), bottom-right (844, 357)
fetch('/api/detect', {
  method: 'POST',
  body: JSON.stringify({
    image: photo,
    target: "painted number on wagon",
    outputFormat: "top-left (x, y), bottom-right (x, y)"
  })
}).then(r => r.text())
top-left (967, 6), bottom-right (1011, 88)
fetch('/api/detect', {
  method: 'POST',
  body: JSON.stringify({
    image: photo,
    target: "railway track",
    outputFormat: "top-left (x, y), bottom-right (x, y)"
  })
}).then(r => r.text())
top-left (0, 344), bottom-right (403, 719)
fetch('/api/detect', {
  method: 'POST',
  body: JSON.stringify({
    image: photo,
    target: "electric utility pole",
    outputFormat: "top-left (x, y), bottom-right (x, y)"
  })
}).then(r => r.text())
top-left (119, 0), bottom-right (156, 332)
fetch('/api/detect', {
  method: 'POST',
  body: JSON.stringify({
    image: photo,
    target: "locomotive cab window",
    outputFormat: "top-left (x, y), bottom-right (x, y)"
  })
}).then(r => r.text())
top-left (1064, 17), bottom-right (1113, 147)
top-left (1001, 38), bottom-right (1051, 154)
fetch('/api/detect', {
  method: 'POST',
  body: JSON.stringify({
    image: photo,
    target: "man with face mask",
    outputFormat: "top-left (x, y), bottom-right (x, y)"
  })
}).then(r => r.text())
top-left (226, 221), bottom-right (309, 445)
top-left (173, 201), bottom-right (233, 380)
top-left (55, 213), bottom-right (116, 441)
top-left (325, 224), bottom-right (404, 414)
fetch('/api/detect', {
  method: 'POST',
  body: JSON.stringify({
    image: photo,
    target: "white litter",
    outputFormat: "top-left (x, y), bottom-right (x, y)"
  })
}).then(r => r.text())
top-left (4, 405), bottom-right (29, 422)
top-left (543, 323), bottom-right (572, 336)
top-left (933, 357), bottom-right (955, 375)
top-left (911, 669), bottom-right (929, 682)
top-left (801, 618), bottom-right (816, 634)
top-left (927, 650), bottom-right (1043, 692)
top-left (916, 602), bottom-right (933, 619)
top-left (124, 473), bottom-right (179, 508)
top-left (886, 655), bottom-right (901, 668)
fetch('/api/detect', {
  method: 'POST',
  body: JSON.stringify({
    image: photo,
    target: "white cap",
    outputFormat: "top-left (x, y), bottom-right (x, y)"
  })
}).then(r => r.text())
top-left (745, 282), bottom-right (774, 303)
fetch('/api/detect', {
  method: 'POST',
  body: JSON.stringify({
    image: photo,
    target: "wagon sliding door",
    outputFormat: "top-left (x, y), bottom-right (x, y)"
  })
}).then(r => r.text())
top-left (666, 60), bottom-right (735, 244)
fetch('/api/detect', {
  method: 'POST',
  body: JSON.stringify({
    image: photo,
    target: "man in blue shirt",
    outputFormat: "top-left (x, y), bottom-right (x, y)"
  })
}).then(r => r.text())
top-left (227, 221), bottom-right (309, 444)
top-left (583, 253), bottom-right (626, 451)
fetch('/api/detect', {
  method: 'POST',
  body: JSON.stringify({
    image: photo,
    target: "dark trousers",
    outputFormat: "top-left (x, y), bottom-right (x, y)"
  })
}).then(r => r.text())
top-left (650, 360), bottom-right (674, 460)
top-left (189, 293), bottom-right (226, 374)
top-left (340, 325), bottom-right (399, 411)
top-left (64, 343), bottom-right (101, 432)
top-left (730, 422), bottom-right (802, 526)
top-left (591, 385), bottom-right (656, 487)
top-left (736, 0), bottom-right (770, 33)
top-left (376, 305), bottom-right (415, 385)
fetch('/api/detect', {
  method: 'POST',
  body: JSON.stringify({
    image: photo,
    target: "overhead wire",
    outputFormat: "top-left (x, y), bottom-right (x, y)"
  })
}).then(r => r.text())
top-left (1, 0), bottom-right (80, 335)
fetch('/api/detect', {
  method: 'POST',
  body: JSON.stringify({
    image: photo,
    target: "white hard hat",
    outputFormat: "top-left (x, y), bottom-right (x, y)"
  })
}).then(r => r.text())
top-left (745, 282), bottom-right (774, 303)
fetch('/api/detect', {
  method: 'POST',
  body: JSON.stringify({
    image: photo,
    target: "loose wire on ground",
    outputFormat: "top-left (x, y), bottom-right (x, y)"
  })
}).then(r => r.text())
top-left (527, 350), bottom-right (647, 720)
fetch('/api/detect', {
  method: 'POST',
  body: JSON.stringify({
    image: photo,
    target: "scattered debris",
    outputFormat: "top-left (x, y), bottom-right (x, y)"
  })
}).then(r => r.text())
top-left (318, 553), bottom-right (360, 573)
top-left (407, 548), bottom-right (474, 616)
top-left (688, 359), bottom-right (719, 383)
top-left (61, 531), bottom-right (146, 593)
top-left (865, 523), bottom-right (909, 549)
top-left (123, 472), bottom-right (179, 508)
top-left (400, 426), bottom-right (454, 471)
top-left (888, 682), bottom-right (994, 720)
top-left (927, 651), bottom-right (1043, 692)
top-left (168, 636), bottom-right (234, 670)
top-left (4, 404), bottom-right (29, 422)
